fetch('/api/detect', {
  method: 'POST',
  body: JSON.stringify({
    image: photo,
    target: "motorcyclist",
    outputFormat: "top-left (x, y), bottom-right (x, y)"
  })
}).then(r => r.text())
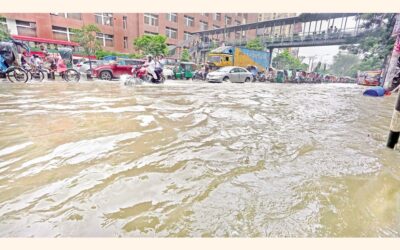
top-left (143, 54), bottom-right (158, 80)
top-left (249, 65), bottom-right (258, 82)
top-left (155, 55), bottom-right (164, 79)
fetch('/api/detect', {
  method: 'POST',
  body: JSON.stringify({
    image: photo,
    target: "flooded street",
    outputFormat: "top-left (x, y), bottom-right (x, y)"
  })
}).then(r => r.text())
top-left (0, 81), bottom-right (400, 237)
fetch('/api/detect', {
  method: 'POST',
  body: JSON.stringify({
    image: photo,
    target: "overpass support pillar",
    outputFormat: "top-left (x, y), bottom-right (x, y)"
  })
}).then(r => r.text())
top-left (268, 48), bottom-right (274, 68)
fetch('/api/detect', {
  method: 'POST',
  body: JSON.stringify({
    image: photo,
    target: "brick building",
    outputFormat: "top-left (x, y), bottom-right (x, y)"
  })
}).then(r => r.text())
top-left (0, 13), bottom-right (258, 58)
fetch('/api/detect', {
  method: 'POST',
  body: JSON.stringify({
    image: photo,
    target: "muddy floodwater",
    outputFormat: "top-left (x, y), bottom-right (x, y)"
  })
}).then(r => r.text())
top-left (0, 81), bottom-right (399, 237)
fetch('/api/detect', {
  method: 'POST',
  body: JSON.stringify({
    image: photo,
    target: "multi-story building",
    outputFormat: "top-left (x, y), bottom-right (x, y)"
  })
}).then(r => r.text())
top-left (257, 13), bottom-right (299, 36)
top-left (0, 13), bottom-right (258, 58)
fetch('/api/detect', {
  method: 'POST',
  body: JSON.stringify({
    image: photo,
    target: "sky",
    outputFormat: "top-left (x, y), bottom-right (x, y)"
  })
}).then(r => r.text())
top-left (298, 45), bottom-right (340, 65)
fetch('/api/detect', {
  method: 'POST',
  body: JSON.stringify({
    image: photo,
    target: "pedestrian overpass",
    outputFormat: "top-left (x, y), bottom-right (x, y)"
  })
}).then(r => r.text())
top-left (183, 13), bottom-right (374, 63)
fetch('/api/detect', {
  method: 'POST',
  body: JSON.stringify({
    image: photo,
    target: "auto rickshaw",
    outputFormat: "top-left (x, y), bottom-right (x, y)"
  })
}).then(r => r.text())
top-left (0, 41), bottom-right (29, 83)
top-left (173, 61), bottom-right (196, 80)
top-left (276, 70), bottom-right (285, 83)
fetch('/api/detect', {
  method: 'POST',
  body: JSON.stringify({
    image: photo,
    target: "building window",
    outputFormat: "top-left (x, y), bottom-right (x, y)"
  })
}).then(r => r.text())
top-left (184, 16), bottom-right (194, 27)
top-left (123, 37), bottom-right (128, 49)
top-left (213, 25), bottom-right (220, 30)
top-left (235, 31), bottom-right (240, 39)
top-left (214, 13), bottom-right (221, 21)
top-left (144, 13), bottom-right (158, 26)
top-left (225, 17), bottom-right (232, 26)
top-left (165, 27), bottom-right (177, 39)
top-left (16, 20), bottom-right (37, 37)
top-left (0, 17), bottom-right (6, 28)
top-left (96, 33), bottom-right (114, 47)
top-left (144, 31), bottom-right (158, 35)
top-left (184, 32), bottom-right (192, 41)
top-left (52, 26), bottom-right (75, 42)
top-left (200, 21), bottom-right (208, 31)
top-left (50, 13), bottom-right (82, 20)
top-left (166, 13), bottom-right (177, 23)
top-left (235, 20), bottom-right (241, 26)
top-left (94, 13), bottom-right (113, 26)
top-left (67, 13), bottom-right (82, 20)
top-left (123, 16), bottom-right (127, 29)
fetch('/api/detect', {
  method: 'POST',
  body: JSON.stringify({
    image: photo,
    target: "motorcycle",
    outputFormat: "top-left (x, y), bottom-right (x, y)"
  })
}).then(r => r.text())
top-left (192, 70), bottom-right (205, 81)
top-left (132, 65), bottom-right (165, 84)
top-left (256, 72), bottom-right (267, 82)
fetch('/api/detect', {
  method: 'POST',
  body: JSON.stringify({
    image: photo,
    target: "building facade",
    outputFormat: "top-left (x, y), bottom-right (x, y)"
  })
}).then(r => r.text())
top-left (0, 13), bottom-right (258, 58)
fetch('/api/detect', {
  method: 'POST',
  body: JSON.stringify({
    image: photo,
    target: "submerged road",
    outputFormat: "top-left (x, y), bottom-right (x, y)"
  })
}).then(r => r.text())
top-left (0, 81), bottom-right (399, 237)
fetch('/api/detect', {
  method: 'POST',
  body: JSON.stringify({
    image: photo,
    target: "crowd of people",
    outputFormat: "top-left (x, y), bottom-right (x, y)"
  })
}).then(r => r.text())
top-left (265, 68), bottom-right (356, 83)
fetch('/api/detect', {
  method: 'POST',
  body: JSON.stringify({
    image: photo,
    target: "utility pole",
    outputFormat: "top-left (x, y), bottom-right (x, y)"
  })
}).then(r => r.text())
top-left (387, 14), bottom-right (400, 149)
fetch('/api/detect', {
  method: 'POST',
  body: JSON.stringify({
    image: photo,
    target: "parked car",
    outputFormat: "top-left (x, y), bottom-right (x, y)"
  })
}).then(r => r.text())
top-left (206, 66), bottom-right (253, 83)
top-left (75, 60), bottom-right (105, 74)
top-left (92, 59), bottom-right (145, 80)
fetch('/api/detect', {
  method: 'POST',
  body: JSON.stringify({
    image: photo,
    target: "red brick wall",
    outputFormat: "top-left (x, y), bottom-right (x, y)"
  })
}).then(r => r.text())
top-left (1, 13), bottom-right (259, 55)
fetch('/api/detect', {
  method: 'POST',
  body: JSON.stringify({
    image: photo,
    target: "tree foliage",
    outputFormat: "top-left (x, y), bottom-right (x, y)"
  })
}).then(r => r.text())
top-left (0, 16), bottom-right (10, 41)
top-left (72, 24), bottom-right (102, 71)
top-left (72, 24), bottom-right (101, 57)
top-left (272, 49), bottom-right (308, 70)
top-left (245, 38), bottom-right (264, 51)
top-left (340, 13), bottom-right (397, 70)
top-left (329, 52), bottom-right (360, 77)
top-left (180, 49), bottom-right (190, 62)
top-left (95, 50), bottom-right (142, 59)
top-left (133, 35), bottom-right (168, 56)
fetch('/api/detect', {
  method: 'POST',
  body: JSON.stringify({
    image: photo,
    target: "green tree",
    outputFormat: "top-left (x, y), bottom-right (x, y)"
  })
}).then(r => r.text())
top-left (329, 52), bottom-right (361, 77)
top-left (313, 61), bottom-right (322, 72)
top-left (272, 49), bottom-right (308, 70)
top-left (0, 16), bottom-right (10, 41)
top-left (180, 48), bottom-right (190, 62)
top-left (95, 50), bottom-right (142, 59)
top-left (245, 38), bottom-right (264, 51)
top-left (133, 35), bottom-right (168, 56)
top-left (72, 24), bottom-right (101, 72)
top-left (340, 13), bottom-right (397, 70)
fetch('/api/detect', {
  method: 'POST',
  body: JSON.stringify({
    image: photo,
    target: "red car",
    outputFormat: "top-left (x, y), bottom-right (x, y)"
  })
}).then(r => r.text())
top-left (92, 59), bottom-right (145, 80)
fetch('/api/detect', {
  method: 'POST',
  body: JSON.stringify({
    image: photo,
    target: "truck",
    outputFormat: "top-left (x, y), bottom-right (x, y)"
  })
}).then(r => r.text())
top-left (207, 46), bottom-right (270, 71)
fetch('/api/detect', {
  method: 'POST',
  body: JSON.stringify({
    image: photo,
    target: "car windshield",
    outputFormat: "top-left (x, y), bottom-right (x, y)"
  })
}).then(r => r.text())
top-left (84, 61), bottom-right (97, 65)
top-left (215, 67), bottom-right (233, 73)
top-left (208, 56), bottom-right (221, 63)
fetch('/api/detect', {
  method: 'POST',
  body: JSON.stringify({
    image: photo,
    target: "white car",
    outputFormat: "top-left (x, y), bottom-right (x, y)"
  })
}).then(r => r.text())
top-left (206, 66), bottom-right (253, 83)
top-left (75, 60), bottom-right (104, 74)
